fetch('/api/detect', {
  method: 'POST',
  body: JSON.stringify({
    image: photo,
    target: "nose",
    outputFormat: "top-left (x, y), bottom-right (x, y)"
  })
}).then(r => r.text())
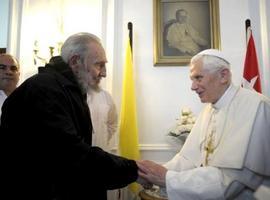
top-left (191, 81), bottom-right (198, 91)
top-left (100, 67), bottom-right (106, 77)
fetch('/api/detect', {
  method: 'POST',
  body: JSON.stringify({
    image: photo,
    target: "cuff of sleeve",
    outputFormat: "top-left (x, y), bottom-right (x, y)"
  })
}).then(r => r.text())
top-left (165, 167), bottom-right (225, 200)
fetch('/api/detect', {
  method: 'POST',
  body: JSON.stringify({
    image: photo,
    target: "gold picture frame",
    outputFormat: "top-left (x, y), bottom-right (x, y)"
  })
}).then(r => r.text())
top-left (153, 0), bottom-right (220, 66)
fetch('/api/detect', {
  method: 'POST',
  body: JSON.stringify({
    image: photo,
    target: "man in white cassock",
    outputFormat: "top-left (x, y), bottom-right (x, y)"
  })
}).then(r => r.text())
top-left (166, 9), bottom-right (208, 55)
top-left (85, 58), bottom-right (118, 200)
top-left (137, 49), bottom-right (270, 199)
top-left (87, 89), bottom-right (117, 152)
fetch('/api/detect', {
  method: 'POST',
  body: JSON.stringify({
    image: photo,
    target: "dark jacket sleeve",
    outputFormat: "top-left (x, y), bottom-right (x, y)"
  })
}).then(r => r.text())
top-left (87, 146), bottom-right (138, 190)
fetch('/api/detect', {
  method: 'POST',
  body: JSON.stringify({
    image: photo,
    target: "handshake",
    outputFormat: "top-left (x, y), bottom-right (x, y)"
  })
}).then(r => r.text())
top-left (136, 160), bottom-right (168, 189)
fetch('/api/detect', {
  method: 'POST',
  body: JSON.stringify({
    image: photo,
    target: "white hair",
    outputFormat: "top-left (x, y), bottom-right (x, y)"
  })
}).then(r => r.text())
top-left (61, 32), bottom-right (101, 63)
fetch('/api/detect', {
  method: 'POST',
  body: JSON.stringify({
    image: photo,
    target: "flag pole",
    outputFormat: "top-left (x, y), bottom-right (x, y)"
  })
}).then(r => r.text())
top-left (128, 22), bottom-right (133, 52)
top-left (245, 19), bottom-right (251, 44)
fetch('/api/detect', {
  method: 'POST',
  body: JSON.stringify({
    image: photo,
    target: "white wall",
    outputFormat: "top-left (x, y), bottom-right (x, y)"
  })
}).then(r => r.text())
top-left (109, 0), bottom-right (201, 162)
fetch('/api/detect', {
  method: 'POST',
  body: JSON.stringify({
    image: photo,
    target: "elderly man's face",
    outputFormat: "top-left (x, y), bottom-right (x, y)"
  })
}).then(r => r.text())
top-left (0, 55), bottom-right (20, 95)
top-left (190, 59), bottom-right (224, 103)
top-left (86, 42), bottom-right (107, 90)
top-left (76, 42), bottom-right (107, 92)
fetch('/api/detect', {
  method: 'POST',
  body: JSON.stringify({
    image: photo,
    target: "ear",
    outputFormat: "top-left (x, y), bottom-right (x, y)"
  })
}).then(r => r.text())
top-left (220, 68), bottom-right (230, 84)
top-left (69, 54), bottom-right (80, 65)
top-left (69, 55), bottom-right (81, 72)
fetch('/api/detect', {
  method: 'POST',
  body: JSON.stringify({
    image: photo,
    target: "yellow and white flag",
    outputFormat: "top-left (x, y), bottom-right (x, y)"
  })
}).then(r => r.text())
top-left (119, 38), bottom-right (140, 194)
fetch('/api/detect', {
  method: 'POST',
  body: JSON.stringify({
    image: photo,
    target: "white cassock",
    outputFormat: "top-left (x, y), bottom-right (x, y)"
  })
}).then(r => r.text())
top-left (0, 90), bottom-right (7, 118)
top-left (87, 89), bottom-right (119, 200)
top-left (164, 84), bottom-right (270, 200)
top-left (166, 22), bottom-right (208, 55)
top-left (87, 89), bottom-right (118, 151)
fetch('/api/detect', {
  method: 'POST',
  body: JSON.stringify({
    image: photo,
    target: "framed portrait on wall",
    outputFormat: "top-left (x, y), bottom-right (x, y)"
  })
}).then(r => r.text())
top-left (153, 0), bottom-right (220, 66)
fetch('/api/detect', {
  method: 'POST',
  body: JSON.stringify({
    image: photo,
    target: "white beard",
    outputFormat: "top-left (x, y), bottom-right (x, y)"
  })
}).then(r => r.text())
top-left (75, 67), bottom-right (90, 94)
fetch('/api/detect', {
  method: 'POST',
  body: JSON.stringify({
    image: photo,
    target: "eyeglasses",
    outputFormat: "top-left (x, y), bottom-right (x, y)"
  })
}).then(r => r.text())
top-left (0, 64), bottom-right (19, 72)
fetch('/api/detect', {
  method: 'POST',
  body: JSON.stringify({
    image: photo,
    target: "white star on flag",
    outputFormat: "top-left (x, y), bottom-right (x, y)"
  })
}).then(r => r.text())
top-left (242, 76), bottom-right (258, 91)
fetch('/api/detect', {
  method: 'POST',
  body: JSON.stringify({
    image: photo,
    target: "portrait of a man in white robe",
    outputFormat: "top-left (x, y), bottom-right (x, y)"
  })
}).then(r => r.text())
top-left (162, 1), bottom-right (211, 57)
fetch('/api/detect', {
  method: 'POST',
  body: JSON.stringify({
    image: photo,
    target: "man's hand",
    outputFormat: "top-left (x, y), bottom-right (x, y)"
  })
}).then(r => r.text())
top-left (136, 160), bottom-right (167, 187)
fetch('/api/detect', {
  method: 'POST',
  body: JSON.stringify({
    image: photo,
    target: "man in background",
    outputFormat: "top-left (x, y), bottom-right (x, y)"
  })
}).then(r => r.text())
top-left (0, 53), bottom-right (20, 117)
top-left (84, 42), bottom-right (119, 200)
top-left (137, 49), bottom-right (270, 199)
top-left (86, 68), bottom-right (118, 152)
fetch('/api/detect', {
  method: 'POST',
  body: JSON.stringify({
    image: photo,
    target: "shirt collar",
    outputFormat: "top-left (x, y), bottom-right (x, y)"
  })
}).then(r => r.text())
top-left (0, 90), bottom-right (7, 97)
top-left (212, 83), bottom-right (238, 110)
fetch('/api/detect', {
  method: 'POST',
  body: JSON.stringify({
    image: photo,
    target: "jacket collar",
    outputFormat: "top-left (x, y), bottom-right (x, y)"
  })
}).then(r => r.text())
top-left (38, 56), bottom-right (78, 87)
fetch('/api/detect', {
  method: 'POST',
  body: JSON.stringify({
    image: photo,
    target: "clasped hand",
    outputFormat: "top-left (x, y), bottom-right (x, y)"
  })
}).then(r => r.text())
top-left (136, 160), bottom-right (167, 188)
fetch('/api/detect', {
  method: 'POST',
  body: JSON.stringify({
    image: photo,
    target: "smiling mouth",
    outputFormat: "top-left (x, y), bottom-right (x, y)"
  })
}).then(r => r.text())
top-left (197, 92), bottom-right (203, 98)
